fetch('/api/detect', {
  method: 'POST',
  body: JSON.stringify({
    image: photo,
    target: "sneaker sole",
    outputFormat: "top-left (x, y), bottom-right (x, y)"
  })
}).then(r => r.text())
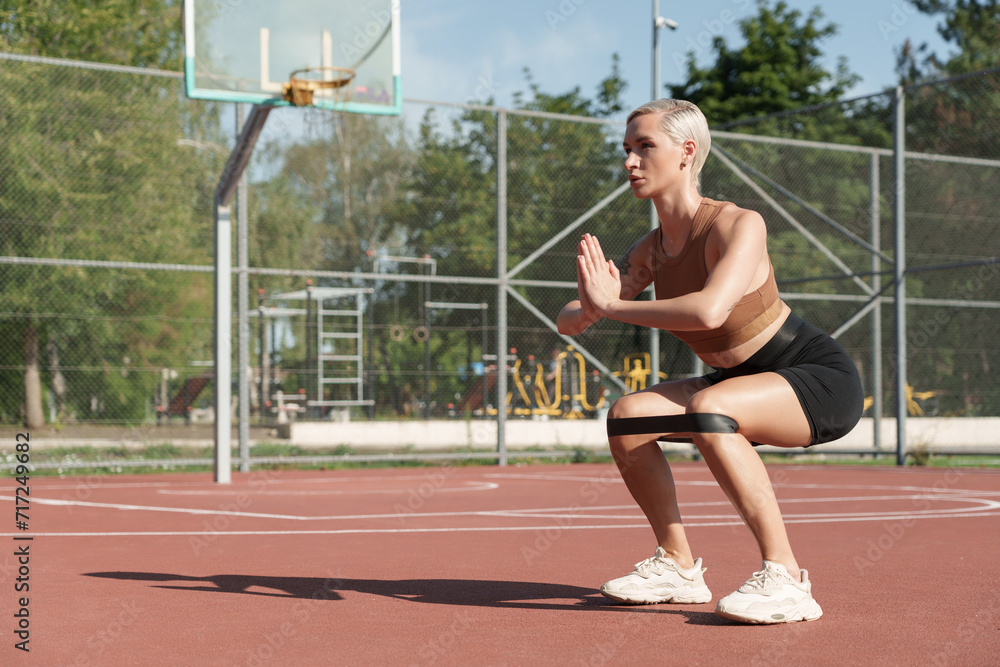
top-left (715, 598), bottom-right (823, 624)
top-left (600, 586), bottom-right (713, 605)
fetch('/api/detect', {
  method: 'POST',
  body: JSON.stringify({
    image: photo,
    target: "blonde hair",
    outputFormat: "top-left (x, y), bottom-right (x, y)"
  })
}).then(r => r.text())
top-left (627, 99), bottom-right (711, 190)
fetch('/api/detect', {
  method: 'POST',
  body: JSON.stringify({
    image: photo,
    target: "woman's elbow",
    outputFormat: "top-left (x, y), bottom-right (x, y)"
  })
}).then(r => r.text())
top-left (557, 319), bottom-right (582, 336)
top-left (556, 313), bottom-right (574, 336)
top-left (697, 303), bottom-right (730, 331)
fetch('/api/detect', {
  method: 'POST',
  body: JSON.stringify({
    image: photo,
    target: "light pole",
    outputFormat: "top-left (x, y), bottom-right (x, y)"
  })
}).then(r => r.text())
top-left (649, 2), bottom-right (678, 388)
top-left (652, 3), bottom-right (678, 107)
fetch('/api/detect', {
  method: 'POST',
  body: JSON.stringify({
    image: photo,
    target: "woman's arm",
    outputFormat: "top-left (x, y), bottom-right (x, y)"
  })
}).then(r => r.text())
top-left (579, 210), bottom-right (767, 331)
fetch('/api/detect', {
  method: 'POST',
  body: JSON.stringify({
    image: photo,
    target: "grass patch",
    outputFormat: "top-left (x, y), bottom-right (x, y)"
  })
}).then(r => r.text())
top-left (3, 443), bottom-right (216, 476)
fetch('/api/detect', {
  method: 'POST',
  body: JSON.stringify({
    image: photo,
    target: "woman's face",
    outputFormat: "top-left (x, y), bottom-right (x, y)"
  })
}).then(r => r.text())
top-left (622, 113), bottom-right (692, 198)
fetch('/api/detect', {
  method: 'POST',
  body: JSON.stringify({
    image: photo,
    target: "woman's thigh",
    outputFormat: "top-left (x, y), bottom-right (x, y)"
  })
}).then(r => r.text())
top-left (610, 373), bottom-right (811, 448)
top-left (687, 372), bottom-right (811, 447)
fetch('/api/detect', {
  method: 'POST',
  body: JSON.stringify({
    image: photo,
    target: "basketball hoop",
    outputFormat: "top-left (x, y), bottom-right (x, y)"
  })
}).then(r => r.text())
top-left (282, 67), bottom-right (356, 107)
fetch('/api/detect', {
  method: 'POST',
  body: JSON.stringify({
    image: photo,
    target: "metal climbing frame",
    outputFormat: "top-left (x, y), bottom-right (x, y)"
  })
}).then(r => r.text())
top-left (271, 286), bottom-right (374, 411)
top-left (311, 287), bottom-right (374, 409)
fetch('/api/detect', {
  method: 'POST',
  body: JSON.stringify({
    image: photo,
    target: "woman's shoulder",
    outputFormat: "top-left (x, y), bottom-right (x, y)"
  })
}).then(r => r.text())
top-left (704, 198), bottom-right (765, 233)
top-left (624, 226), bottom-right (660, 257)
top-left (702, 197), bottom-right (749, 216)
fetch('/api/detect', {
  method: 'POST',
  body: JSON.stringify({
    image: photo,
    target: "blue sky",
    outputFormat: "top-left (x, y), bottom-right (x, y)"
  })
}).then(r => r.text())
top-left (401, 0), bottom-right (951, 115)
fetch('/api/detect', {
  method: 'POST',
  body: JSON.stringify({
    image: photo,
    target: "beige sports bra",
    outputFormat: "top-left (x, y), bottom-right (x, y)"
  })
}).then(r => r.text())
top-left (652, 198), bottom-right (783, 354)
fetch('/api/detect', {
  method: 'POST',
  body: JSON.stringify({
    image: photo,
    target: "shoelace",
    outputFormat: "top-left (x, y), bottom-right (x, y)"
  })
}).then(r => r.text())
top-left (742, 564), bottom-right (790, 592)
top-left (634, 555), bottom-right (682, 578)
top-left (742, 567), bottom-right (772, 591)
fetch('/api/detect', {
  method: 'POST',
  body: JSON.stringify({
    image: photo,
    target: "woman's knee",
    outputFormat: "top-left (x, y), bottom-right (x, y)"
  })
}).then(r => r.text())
top-left (685, 390), bottom-right (742, 455)
top-left (606, 395), bottom-right (668, 459)
top-left (685, 388), bottom-right (730, 418)
top-left (607, 392), bottom-right (656, 420)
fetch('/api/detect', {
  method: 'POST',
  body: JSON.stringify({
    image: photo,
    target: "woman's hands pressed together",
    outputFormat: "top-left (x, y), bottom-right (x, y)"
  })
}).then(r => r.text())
top-left (577, 233), bottom-right (621, 318)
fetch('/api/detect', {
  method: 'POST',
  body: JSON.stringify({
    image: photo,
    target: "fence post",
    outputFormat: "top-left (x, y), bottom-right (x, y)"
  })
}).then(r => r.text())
top-left (893, 86), bottom-right (907, 466)
top-left (870, 152), bottom-right (883, 456)
top-left (214, 200), bottom-right (233, 483)
top-left (649, 0), bottom-right (662, 388)
top-left (496, 109), bottom-right (508, 466)
top-left (214, 104), bottom-right (272, 483)
top-left (236, 103), bottom-right (251, 474)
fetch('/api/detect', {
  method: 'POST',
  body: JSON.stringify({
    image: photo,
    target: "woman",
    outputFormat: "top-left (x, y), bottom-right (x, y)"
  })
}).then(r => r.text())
top-left (556, 99), bottom-right (863, 624)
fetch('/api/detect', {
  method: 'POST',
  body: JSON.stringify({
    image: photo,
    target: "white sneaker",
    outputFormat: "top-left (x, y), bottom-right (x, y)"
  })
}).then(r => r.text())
top-left (600, 547), bottom-right (712, 604)
top-left (715, 560), bottom-right (823, 624)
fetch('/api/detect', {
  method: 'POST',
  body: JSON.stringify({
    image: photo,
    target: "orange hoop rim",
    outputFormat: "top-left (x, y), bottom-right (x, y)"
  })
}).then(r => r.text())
top-left (282, 67), bottom-right (356, 106)
top-left (288, 66), bottom-right (356, 91)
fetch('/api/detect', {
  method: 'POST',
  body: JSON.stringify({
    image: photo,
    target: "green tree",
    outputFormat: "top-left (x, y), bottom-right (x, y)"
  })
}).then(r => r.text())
top-left (369, 57), bottom-right (644, 416)
top-left (666, 0), bottom-right (892, 238)
top-left (0, 0), bottom-right (181, 67)
top-left (398, 58), bottom-right (633, 279)
top-left (243, 111), bottom-right (415, 412)
top-left (669, 1), bottom-right (859, 128)
top-left (892, 2), bottom-right (1000, 415)
top-left (262, 112), bottom-right (414, 274)
top-left (0, 0), bottom-right (222, 426)
top-left (662, 0), bottom-right (889, 267)
top-left (896, 0), bottom-right (1000, 81)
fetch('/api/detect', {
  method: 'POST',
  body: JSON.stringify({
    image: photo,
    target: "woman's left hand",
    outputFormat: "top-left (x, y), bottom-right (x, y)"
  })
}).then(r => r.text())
top-left (577, 234), bottom-right (621, 316)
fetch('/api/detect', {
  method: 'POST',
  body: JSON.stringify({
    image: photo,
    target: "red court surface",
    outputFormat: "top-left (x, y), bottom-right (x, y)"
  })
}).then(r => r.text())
top-left (2, 462), bottom-right (999, 665)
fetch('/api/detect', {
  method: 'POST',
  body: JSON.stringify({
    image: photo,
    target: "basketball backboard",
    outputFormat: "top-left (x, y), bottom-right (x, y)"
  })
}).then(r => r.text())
top-left (183, 0), bottom-right (401, 115)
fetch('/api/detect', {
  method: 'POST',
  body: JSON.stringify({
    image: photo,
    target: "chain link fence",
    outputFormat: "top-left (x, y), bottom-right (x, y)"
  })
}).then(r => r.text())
top-left (1, 53), bottom-right (998, 467)
top-left (713, 72), bottom-right (1000, 427)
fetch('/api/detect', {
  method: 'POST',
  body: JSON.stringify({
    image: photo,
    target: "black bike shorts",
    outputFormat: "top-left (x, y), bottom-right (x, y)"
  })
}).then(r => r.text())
top-left (701, 313), bottom-right (864, 445)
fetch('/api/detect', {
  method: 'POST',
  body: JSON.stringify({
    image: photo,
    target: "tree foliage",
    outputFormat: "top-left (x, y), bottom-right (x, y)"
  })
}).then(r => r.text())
top-left (662, 0), bottom-right (999, 415)
top-left (349, 57), bottom-right (640, 415)
top-left (0, 0), bottom-right (182, 68)
top-left (0, 0), bottom-right (221, 426)
top-left (896, 0), bottom-right (1000, 81)
top-left (669, 1), bottom-right (858, 126)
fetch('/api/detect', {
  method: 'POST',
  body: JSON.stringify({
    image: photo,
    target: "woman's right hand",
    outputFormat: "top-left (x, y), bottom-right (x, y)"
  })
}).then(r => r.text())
top-left (576, 254), bottom-right (600, 322)
top-left (557, 242), bottom-right (606, 335)
top-left (577, 234), bottom-right (622, 317)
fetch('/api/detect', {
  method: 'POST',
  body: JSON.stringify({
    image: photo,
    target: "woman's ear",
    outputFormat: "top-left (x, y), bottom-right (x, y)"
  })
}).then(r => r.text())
top-left (682, 139), bottom-right (697, 163)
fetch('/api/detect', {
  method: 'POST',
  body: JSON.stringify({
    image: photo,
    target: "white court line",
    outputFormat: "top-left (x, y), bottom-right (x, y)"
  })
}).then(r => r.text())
top-left (1, 481), bottom-right (178, 490)
top-left (487, 497), bottom-right (1000, 520)
top-left (156, 481), bottom-right (499, 496)
top-left (773, 482), bottom-right (1000, 496)
top-left (1, 494), bottom-right (612, 522)
top-left (4, 476), bottom-right (999, 532)
top-left (509, 494), bottom-right (998, 511)
top-left (482, 472), bottom-right (717, 485)
top-left (0, 495), bottom-right (311, 521)
top-left (5, 474), bottom-right (485, 493)
top-left (5, 492), bottom-right (1000, 524)
top-left (483, 473), bottom-right (624, 483)
top-left (15, 474), bottom-right (998, 495)
top-left (4, 511), bottom-right (1000, 538)
top-left (0, 496), bottom-right (645, 522)
top-left (482, 473), bottom-right (1000, 497)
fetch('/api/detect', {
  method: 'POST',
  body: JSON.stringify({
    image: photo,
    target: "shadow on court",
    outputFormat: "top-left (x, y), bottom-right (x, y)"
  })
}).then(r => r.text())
top-left (82, 571), bottom-right (726, 623)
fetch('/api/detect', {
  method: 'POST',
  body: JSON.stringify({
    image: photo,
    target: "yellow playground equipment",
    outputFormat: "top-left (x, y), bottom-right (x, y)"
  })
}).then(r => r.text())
top-left (489, 347), bottom-right (667, 419)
